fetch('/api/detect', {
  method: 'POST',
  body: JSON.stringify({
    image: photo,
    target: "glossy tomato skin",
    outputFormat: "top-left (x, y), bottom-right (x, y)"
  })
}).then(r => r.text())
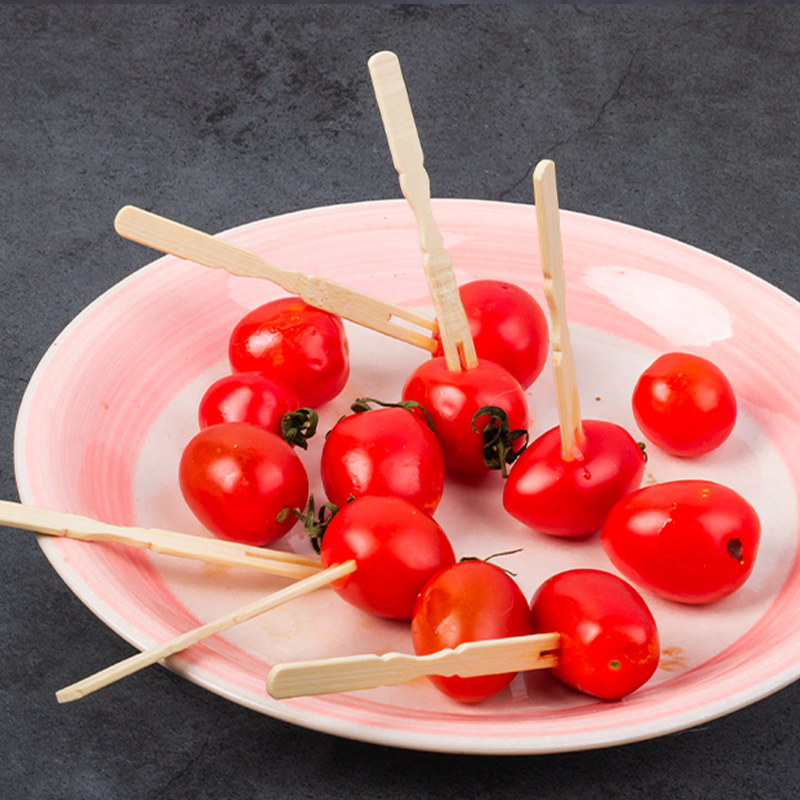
top-left (401, 357), bottom-right (528, 475)
top-left (601, 480), bottom-right (761, 604)
top-left (228, 298), bottom-right (350, 408)
top-left (320, 496), bottom-right (456, 619)
top-left (632, 352), bottom-right (737, 457)
top-left (529, 569), bottom-right (660, 700)
top-left (503, 419), bottom-right (646, 537)
top-left (178, 422), bottom-right (308, 546)
top-left (431, 280), bottom-right (549, 389)
top-left (320, 406), bottom-right (445, 514)
top-left (198, 372), bottom-right (298, 435)
top-left (412, 560), bottom-right (535, 703)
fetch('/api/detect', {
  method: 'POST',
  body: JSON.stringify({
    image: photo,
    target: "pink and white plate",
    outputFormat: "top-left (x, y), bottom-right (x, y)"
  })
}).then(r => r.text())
top-left (14, 199), bottom-right (800, 754)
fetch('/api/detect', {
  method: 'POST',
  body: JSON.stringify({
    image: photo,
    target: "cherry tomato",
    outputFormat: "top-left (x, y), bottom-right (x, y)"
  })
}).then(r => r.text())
top-left (178, 422), bottom-right (308, 546)
top-left (601, 480), bottom-right (761, 604)
top-left (402, 357), bottom-right (528, 475)
top-left (632, 352), bottom-right (737, 457)
top-left (529, 569), bottom-right (660, 699)
top-left (411, 560), bottom-right (535, 703)
top-left (319, 496), bottom-right (456, 619)
top-left (228, 297), bottom-right (350, 408)
top-left (503, 419), bottom-right (646, 537)
top-left (198, 372), bottom-right (298, 436)
top-left (431, 280), bottom-right (549, 389)
top-left (320, 401), bottom-right (445, 514)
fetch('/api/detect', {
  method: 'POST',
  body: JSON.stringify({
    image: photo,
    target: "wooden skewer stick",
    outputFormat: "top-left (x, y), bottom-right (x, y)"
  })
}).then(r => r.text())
top-left (266, 632), bottom-right (560, 699)
top-left (533, 160), bottom-right (585, 459)
top-left (368, 51), bottom-right (477, 373)
top-left (114, 205), bottom-right (438, 352)
top-left (0, 500), bottom-right (321, 580)
top-left (55, 560), bottom-right (357, 703)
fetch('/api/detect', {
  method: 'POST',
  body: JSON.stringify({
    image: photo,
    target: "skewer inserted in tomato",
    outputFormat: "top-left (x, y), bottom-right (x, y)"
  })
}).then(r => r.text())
top-left (411, 559), bottom-right (534, 703)
top-left (318, 495), bottom-right (456, 620)
top-left (529, 568), bottom-right (660, 699)
top-left (431, 280), bottom-right (549, 390)
top-left (503, 419), bottom-right (646, 537)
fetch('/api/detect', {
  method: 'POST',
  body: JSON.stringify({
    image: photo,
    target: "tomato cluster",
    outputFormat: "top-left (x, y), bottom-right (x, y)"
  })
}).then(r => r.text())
top-left (175, 285), bottom-right (760, 706)
top-left (179, 297), bottom-right (350, 547)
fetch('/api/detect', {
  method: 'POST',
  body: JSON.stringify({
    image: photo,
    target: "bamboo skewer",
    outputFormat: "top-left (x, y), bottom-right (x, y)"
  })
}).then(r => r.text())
top-left (533, 160), bottom-right (585, 460)
top-left (56, 560), bottom-right (357, 703)
top-left (368, 51), bottom-right (477, 372)
top-left (0, 500), bottom-right (321, 579)
top-left (114, 205), bottom-right (437, 352)
top-left (266, 632), bottom-right (560, 699)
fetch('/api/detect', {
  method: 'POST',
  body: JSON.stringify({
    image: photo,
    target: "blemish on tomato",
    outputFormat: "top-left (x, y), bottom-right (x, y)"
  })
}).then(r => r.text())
top-left (727, 537), bottom-right (744, 564)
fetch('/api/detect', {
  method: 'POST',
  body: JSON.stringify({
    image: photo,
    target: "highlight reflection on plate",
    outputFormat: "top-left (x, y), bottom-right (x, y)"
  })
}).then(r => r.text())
top-left (14, 199), bottom-right (800, 754)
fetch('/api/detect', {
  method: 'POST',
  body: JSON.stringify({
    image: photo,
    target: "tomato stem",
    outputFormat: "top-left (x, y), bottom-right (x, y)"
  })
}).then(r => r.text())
top-left (471, 406), bottom-right (529, 478)
top-left (281, 408), bottom-right (319, 449)
top-left (293, 495), bottom-right (339, 554)
top-left (350, 397), bottom-right (436, 432)
top-left (459, 548), bottom-right (523, 576)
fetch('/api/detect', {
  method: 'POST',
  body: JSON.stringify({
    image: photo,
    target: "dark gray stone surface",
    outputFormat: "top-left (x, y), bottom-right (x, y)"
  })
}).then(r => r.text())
top-left (2, 4), bottom-right (800, 798)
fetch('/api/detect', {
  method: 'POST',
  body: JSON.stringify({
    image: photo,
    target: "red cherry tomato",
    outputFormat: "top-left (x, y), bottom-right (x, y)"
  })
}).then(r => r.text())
top-left (178, 422), bottom-right (308, 546)
top-left (431, 280), bottom-right (549, 389)
top-left (503, 419), bottom-right (646, 537)
top-left (319, 496), bottom-right (456, 619)
top-left (632, 352), bottom-right (737, 457)
top-left (402, 357), bottom-right (528, 475)
top-left (601, 480), bottom-right (761, 604)
top-left (228, 297), bottom-right (350, 408)
top-left (198, 372), bottom-right (298, 435)
top-left (411, 560), bottom-right (535, 703)
top-left (320, 402), bottom-right (445, 514)
top-left (529, 569), bottom-right (660, 699)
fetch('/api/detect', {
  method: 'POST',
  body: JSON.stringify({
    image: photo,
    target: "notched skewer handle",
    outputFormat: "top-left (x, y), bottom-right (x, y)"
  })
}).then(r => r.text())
top-left (266, 632), bottom-right (560, 699)
top-left (0, 499), bottom-right (321, 579)
top-left (533, 160), bottom-right (584, 458)
top-left (114, 205), bottom-right (437, 351)
top-left (368, 51), bottom-right (477, 372)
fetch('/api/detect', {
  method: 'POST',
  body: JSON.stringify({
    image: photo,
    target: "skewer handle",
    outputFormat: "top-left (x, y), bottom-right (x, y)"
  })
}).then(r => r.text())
top-left (368, 51), bottom-right (477, 372)
top-left (0, 500), bottom-right (321, 579)
top-left (266, 632), bottom-right (560, 699)
top-left (533, 160), bottom-right (584, 458)
top-left (56, 560), bottom-right (357, 703)
top-left (114, 206), bottom-right (437, 351)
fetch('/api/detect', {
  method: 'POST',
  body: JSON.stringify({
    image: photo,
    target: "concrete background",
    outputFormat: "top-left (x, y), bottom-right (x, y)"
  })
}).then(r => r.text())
top-left (2, 5), bottom-right (800, 798)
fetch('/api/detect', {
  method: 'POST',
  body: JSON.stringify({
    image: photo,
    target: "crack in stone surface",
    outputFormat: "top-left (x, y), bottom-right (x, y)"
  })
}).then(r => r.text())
top-left (497, 5), bottom-right (765, 203)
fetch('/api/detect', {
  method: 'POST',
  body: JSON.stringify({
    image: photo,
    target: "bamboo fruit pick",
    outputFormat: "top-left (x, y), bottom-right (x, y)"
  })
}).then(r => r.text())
top-left (533, 160), bottom-right (585, 459)
top-left (368, 51), bottom-right (477, 372)
top-left (114, 205), bottom-right (437, 352)
top-left (0, 500), bottom-right (321, 580)
top-left (55, 560), bottom-right (357, 703)
top-left (266, 632), bottom-right (560, 699)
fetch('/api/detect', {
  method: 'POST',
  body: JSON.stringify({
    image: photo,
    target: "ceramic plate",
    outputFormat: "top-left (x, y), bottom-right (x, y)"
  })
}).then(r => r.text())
top-left (14, 199), bottom-right (800, 754)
